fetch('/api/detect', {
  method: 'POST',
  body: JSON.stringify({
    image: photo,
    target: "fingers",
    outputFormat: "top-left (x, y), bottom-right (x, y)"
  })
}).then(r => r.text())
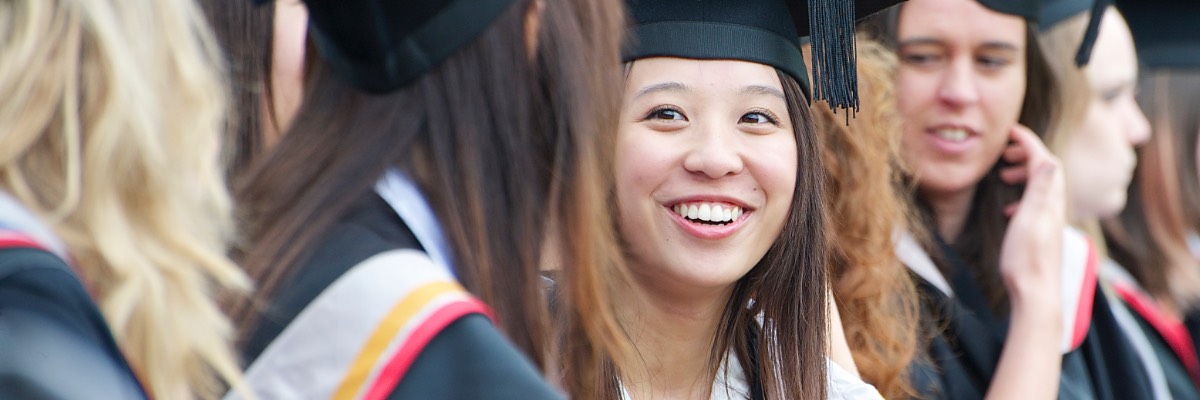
top-left (1008, 124), bottom-right (1064, 217)
top-left (1004, 202), bottom-right (1020, 218)
top-left (1000, 166), bottom-right (1028, 185)
top-left (1002, 140), bottom-right (1028, 165)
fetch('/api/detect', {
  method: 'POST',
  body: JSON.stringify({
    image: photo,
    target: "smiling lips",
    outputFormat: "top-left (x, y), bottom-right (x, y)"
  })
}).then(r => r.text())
top-left (927, 125), bottom-right (978, 154)
top-left (666, 200), bottom-right (748, 239)
top-left (672, 201), bottom-right (744, 223)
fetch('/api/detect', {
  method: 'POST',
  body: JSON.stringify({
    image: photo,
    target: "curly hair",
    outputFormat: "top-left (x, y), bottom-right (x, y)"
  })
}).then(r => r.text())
top-left (810, 36), bottom-right (921, 399)
top-left (0, 0), bottom-right (249, 398)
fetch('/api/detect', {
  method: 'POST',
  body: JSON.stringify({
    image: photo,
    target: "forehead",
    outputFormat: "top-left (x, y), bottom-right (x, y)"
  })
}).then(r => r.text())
top-left (898, 0), bottom-right (1027, 49)
top-left (1086, 11), bottom-right (1138, 84)
top-left (626, 57), bottom-right (783, 91)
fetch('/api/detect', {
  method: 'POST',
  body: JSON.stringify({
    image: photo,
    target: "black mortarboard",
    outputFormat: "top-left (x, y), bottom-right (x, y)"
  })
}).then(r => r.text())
top-left (624, 0), bottom-right (903, 112)
top-left (1037, 0), bottom-right (1110, 66)
top-left (978, 0), bottom-right (1040, 20)
top-left (276, 0), bottom-right (517, 94)
top-left (1039, 0), bottom-right (1092, 28)
top-left (1115, 0), bottom-right (1200, 69)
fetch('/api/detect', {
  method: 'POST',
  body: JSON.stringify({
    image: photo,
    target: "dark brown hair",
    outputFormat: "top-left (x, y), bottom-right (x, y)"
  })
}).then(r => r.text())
top-left (232, 1), bottom-right (629, 396)
top-left (1104, 69), bottom-right (1200, 312)
top-left (195, 0), bottom-right (276, 183)
top-left (869, 5), bottom-right (1060, 315)
top-left (813, 36), bottom-right (921, 399)
top-left (599, 69), bottom-right (830, 400)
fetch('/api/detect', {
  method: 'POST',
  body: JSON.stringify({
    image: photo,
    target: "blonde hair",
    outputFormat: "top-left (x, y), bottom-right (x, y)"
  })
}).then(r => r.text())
top-left (0, 0), bottom-right (249, 398)
top-left (810, 37), bottom-right (921, 398)
top-left (1041, 8), bottom-right (1200, 311)
top-left (1037, 12), bottom-right (1093, 157)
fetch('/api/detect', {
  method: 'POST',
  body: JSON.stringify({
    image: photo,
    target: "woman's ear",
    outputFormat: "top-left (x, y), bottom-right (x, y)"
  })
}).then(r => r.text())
top-left (524, 0), bottom-right (545, 60)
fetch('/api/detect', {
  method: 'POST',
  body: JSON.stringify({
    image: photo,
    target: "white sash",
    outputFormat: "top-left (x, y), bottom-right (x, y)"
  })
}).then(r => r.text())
top-left (374, 169), bottom-right (454, 276)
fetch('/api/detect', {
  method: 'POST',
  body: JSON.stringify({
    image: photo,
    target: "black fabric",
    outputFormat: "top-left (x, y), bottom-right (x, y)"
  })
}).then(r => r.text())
top-left (1132, 305), bottom-right (1200, 400)
top-left (624, 0), bottom-right (813, 96)
top-left (908, 242), bottom-right (1156, 400)
top-left (1033, 0), bottom-right (1112, 66)
top-left (1075, 286), bottom-right (1156, 399)
top-left (389, 314), bottom-right (564, 399)
top-left (1038, 0), bottom-right (1092, 29)
top-left (623, 0), bottom-right (903, 110)
top-left (1115, 0), bottom-right (1200, 69)
top-left (0, 247), bottom-right (148, 399)
top-left (301, 0), bottom-right (515, 93)
top-left (908, 275), bottom-right (992, 399)
top-left (1187, 310), bottom-right (1200, 374)
top-left (242, 193), bottom-right (562, 398)
top-left (627, 20), bottom-right (814, 96)
top-left (977, 0), bottom-right (1040, 20)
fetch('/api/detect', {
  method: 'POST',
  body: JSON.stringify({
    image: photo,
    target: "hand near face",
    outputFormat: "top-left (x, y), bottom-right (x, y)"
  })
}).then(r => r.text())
top-left (997, 125), bottom-right (1066, 305)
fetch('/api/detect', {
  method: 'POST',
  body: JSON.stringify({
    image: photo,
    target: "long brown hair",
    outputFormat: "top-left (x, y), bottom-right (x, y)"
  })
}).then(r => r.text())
top-left (233, 1), bottom-right (629, 395)
top-left (599, 69), bottom-right (830, 400)
top-left (870, 5), bottom-right (1060, 315)
top-left (813, 36), bottom-right (921, 399)
top-left (195, 0), bottom-right (275, 183)
top-left (1104, 69), bottom-right (1200, 312)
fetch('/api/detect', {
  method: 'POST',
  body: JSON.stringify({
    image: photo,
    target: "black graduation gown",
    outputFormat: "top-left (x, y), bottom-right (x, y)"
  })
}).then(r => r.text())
top-left (908, 241), bottom-right (1155, 400)
top-left (240, 194), bottom-right (562, 399)
top-left (0, 243), bottom-right (149, 399)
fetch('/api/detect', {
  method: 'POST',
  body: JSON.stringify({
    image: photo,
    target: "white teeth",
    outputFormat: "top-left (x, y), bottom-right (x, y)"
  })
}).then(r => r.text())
top-left (936, 128), bottom-right (969, 142)
top-left (673, 202), bottom-right (743, 223)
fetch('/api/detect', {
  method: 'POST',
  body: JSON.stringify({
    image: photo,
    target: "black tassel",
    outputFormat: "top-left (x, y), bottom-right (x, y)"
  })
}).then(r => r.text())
top-left (1074, 0), bottom-right (1111, 66)
top-left (808, 0), bottom-right (858, 118)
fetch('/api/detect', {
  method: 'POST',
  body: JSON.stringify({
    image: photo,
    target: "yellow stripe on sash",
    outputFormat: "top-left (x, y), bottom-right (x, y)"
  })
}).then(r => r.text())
top-left (332, 280), bottom-right (464, 399)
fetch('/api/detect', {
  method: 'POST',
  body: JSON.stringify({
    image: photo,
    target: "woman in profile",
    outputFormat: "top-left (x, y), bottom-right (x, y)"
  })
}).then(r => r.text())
top-left (230, 0), bottom-right (629, 397)
top-left (0, 0), bottom-right (250, 398)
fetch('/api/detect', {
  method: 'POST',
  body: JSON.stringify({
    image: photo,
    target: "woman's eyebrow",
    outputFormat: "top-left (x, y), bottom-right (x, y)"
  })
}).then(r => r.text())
top-left (740, 85), bottom-right (785, 100)
top-left (634, 81), bottom-right (689, 99)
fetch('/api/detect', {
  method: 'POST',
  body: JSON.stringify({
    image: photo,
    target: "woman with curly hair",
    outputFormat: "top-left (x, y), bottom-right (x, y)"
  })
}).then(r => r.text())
top-left (0, 0), bottom-right (250, 398)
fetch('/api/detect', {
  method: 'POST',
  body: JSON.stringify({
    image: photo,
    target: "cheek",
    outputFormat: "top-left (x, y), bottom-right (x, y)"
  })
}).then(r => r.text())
top-left (895, 70), bottom-right (933, 118)
top-left (613, 128), bottom-right (672, 207)
top-left (1065, 110), bottom-right (1126, 186)
top-left (748, 136), bottom-right (799, 210)
top-left (982, 72), bottom-right (1026, 131)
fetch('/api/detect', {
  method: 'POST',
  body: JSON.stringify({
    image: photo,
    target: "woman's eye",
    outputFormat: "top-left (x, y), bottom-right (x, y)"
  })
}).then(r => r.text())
top-left (901, 53), bottom-right (942, 66)
top-left (740, 111), bottom-right (778, 125)
top-left (976, 56), bottom-right (1010, 69)
top-left (646, 107), bottom-right (686, 121)
top-left (1100, 88), bottom-right (1123, 103)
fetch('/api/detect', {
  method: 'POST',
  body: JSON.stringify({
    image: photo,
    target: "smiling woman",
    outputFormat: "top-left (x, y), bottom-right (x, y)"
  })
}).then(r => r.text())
top-left (616, 59), bottom-right (799, 293)
top-left (877, 0), bottom-right (1174, 398)
top-left (593, 0), bottom-right (902, 399)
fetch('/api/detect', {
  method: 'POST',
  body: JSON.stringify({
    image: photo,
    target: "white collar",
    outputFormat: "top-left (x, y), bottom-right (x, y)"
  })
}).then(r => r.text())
top-left (0, 190), bottom-right (69, 259)
top-left (617, 350), bottom-right (751, 400)
top-left (374, 169), bottom-right (455, 276)
top-left (894, 230), bottom-right (953, 296)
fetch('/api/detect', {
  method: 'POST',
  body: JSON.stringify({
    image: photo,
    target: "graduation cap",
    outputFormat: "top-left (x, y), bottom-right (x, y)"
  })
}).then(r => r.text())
top-left (977, 0), bottom-right (1040, 20)
top-left (277, 0), bottom-right (518, 94)
top-left (976, 0), bottom-right (1108, 67)
top-left (1115, 0), bottom-right (1200, 69)
top-left (624, 0), bottom-right (904, 113)
top-left (1036, 0), bottom-right (1110, 67)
